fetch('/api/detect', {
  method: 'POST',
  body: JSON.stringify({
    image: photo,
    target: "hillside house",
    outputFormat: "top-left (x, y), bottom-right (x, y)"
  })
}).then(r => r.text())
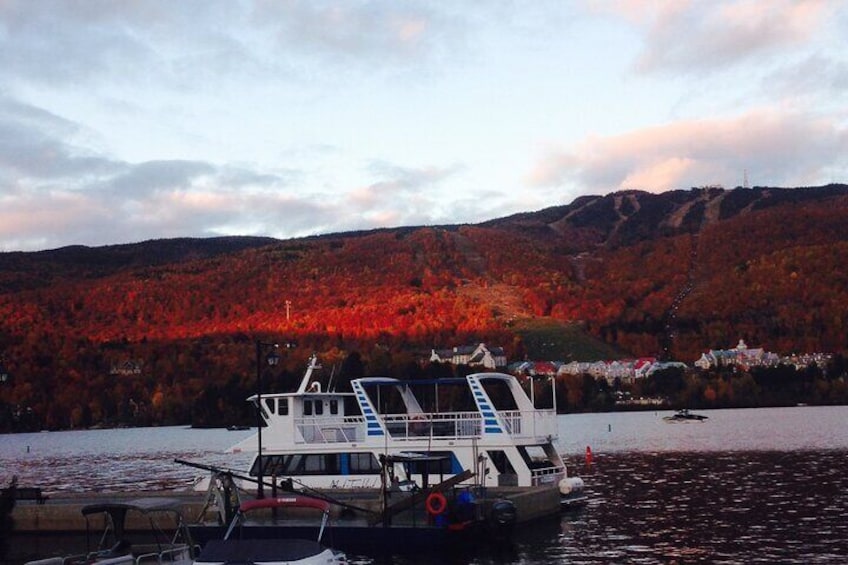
top-left (110, 359), bottom-right (143, 376)
top-left (558, 357), bottom-right (673, 385)
top-left (429, 343), bottom-right (507, 369)
top-left (782, 352), bottom-right (832, 369)
top-left (695, 339), bottom-right (779, 370)
top-left (509, 360), bottom-right (559, 377)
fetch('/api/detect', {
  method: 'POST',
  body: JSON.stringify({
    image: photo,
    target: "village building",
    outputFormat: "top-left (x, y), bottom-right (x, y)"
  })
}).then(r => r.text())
top-left (509, 360), bottom-right (560, 377)
top-left (429, 343), bottom-right (507, 369)
top-left (695, 339), bottom-right (779, 370)
top-left (782, 352), bottom-right (833, 369)
top-left (110, 359), bottom-right (144, 376)
top-left (557, 357), bottom-right (669, 385)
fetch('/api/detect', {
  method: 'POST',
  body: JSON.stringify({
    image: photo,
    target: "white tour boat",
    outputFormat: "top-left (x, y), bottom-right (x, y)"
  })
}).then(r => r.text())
top-left (227, 354), bottom-right (585, 505)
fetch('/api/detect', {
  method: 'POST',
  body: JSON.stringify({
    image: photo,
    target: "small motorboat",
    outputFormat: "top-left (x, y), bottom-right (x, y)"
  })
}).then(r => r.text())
top-left (663, 409), bottom-right (708, 423)
top-left (193, 495), bottom-right (346, 565)
top-left (25, 497), bottom-right (198, 565)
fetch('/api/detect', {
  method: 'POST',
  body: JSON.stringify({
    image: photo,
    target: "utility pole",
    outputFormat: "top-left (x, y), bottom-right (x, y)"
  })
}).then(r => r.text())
top-left (255, 341), bottom-right (281, 498)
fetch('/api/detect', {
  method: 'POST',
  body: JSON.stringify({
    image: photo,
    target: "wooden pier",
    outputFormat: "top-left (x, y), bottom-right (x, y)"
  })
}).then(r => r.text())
top-left (6, 484), bottom-right (562, 563)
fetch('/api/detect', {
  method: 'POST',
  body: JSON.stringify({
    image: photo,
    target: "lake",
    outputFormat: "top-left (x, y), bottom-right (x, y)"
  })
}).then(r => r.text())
top-left (3, 406), bottom-right (848, 563)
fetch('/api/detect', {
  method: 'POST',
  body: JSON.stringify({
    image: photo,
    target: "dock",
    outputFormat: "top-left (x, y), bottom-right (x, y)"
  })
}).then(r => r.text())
top-left (11, 485), bottom-right (560, 530)
top-left (6, 485), bottom-right (562, 562)
top-left (10, 491), bottom-right (210, 532)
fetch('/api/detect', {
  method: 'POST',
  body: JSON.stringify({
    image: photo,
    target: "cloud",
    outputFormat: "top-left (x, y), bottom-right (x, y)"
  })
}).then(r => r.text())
top-left (341, 162), bottom-right (467, 230)
top-left (0, 1), bottom-right (163, 86)
top-left (526, 109), bottom-right (848, 194)
top-left (0, 89), bottom-right (472, 250)
top-left (763, 54), bottom-right (848, 103)
top-left (1, 2), bottom-right (845, 251)
top-left (250, 1), bottom-right (452, 65)
top-left (0, 98), bottom-right (120, 181)
top-left (0, 1), bottom-right (460, 95)
top-left (600, 0), bottom-right (834, 74)
top-left (0, 92), bottom-right (307, 250)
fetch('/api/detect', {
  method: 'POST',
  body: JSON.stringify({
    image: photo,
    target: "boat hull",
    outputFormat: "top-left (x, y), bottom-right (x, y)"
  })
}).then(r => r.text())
top-left (189, 520), bottom-right (484, 556)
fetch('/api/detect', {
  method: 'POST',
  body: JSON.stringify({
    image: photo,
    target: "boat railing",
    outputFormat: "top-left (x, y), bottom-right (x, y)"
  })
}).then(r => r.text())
top-left (382, 411), bottom-right (483, 440)
top-left (530, 463), bottom-right (566, 486)
top-left (295, 415), bottom-right (366, 444)
top-left (498, 409), bottom-right (558, 440)
top-left (293, 407), bottom-right (558, 444)
top-left (135, 543), bottom-right (194, 564)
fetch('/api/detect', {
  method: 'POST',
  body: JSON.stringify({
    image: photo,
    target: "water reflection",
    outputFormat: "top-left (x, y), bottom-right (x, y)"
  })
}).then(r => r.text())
top-left (506, 450), bottom-right (848, 564)
top-left (1, 427), bottom-right (253, 494)
top-left (336, 451), bottom-right (848, 564)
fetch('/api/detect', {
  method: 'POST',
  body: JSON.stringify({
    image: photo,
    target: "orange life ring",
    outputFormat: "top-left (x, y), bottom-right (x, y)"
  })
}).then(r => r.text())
top-left (425, 492), bottom-right (447, 516)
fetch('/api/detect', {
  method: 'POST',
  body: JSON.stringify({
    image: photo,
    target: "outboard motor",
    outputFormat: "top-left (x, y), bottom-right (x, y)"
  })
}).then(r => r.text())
top-left (487, 499), bottom-right (517, 538)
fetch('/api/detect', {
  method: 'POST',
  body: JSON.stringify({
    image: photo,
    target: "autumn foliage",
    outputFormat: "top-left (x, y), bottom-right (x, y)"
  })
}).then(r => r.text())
top-left (1, 185), bottom-right (847, 430)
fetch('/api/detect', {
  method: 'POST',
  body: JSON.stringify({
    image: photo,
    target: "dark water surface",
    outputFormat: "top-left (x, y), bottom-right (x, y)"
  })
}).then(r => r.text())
top-left (3, 406), bottom-right (847, 563)
top-left (520, 450), bottom-right (848, 564)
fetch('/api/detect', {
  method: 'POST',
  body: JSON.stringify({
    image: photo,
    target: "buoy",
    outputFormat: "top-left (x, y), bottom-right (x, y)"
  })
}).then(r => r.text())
top-left (585, 445), bottom-right (593, 466)
top-left (608, 423), bottom-right (612, 432)
top-left (425, 492), bottom-right (448, 516)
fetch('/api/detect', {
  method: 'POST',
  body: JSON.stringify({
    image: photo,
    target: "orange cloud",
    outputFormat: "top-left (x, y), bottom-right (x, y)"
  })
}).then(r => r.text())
top-left (526, 108), bottom-right (847, 193)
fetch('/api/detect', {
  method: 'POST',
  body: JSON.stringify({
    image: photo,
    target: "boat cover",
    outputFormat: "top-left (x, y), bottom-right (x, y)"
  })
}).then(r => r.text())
top-left (196, 538), bottom-right (327, 562)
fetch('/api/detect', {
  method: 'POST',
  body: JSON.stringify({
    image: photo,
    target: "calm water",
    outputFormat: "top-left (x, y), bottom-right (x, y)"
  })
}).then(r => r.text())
top-left (3, 406), bottom-right (848, 563)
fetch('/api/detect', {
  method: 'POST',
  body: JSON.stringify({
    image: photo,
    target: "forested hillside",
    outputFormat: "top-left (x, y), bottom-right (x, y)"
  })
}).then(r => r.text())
top-left (1, 184), bottom-right (847, 430)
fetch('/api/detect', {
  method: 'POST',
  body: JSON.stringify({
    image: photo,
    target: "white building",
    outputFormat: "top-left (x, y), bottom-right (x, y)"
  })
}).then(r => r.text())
top-left (429, 343), bottom-right (507, 369)
top-left (695, 339), bottom-right (780, 370)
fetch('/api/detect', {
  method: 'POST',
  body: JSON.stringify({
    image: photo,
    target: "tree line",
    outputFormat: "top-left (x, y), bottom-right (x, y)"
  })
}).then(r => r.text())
top-left (558, 357), bottom-right (848, 412)
top-left (2, 346), bottom-right (846, 433)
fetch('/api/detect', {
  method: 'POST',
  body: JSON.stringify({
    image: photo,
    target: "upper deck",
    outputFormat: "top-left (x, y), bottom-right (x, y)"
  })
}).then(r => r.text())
top-left (239, 369), bottom-right (559, 451)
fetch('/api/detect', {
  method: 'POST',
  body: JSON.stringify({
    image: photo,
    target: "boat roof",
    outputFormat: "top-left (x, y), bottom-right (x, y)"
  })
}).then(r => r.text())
top-left (239, 495), bottom-right (331, 514)
top-left (247, 390), bottom-right (355, 400)
top-left (354, 373), bottom-right (516, 387)
top-left (81, 497), bottom-right (186, 516)
top-left (246, 371), bottom-right (521, 399)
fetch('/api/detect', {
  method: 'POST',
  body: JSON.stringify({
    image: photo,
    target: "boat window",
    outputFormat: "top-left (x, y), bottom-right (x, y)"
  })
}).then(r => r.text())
top-left (303, 455), bottom-right (323, 473)
top-left (517, 445), bottom-right (555, 469)
top-left (479, 380), bottom-right (519, 410)
top-left (277, 398), bottom-right (289, 416)
top-left (254, 454), bottom-right (301, 477)
top-left (406, 451), bottom-right (454, 476)
top-left (486, 450), bottom-right (516, 475)
top-left (304, 400), bottom-right (313, 416)
top-left (349, 453), bottom-right (380, 473)
top-left (314, 401), bottom-right (324, 416)
top-left (290, 454), bottom-right (340, 475)
top-left (254, 453), bottom-right (342, 476)
top-left (329, 399), bottom-right (339, 415)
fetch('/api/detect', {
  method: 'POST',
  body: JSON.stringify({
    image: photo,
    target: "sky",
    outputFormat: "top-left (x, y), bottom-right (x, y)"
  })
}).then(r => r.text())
top-left (1, 1), bottom-right (846, 252)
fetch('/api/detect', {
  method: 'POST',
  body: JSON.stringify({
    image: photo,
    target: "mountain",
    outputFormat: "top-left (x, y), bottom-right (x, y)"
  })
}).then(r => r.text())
top-left (1, 184), bottom-right (847, 429)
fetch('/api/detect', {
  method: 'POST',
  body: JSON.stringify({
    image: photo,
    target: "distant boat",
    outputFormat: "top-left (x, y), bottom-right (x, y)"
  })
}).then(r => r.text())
top-left (226, 424), bottom-right (251, 431)
top-left (663, 409), bottom-right (708, 423)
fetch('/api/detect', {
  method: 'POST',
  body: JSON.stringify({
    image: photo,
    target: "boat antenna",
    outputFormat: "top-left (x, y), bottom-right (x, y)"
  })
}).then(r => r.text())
top-left (327, 364), bottom-right (337, 392)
